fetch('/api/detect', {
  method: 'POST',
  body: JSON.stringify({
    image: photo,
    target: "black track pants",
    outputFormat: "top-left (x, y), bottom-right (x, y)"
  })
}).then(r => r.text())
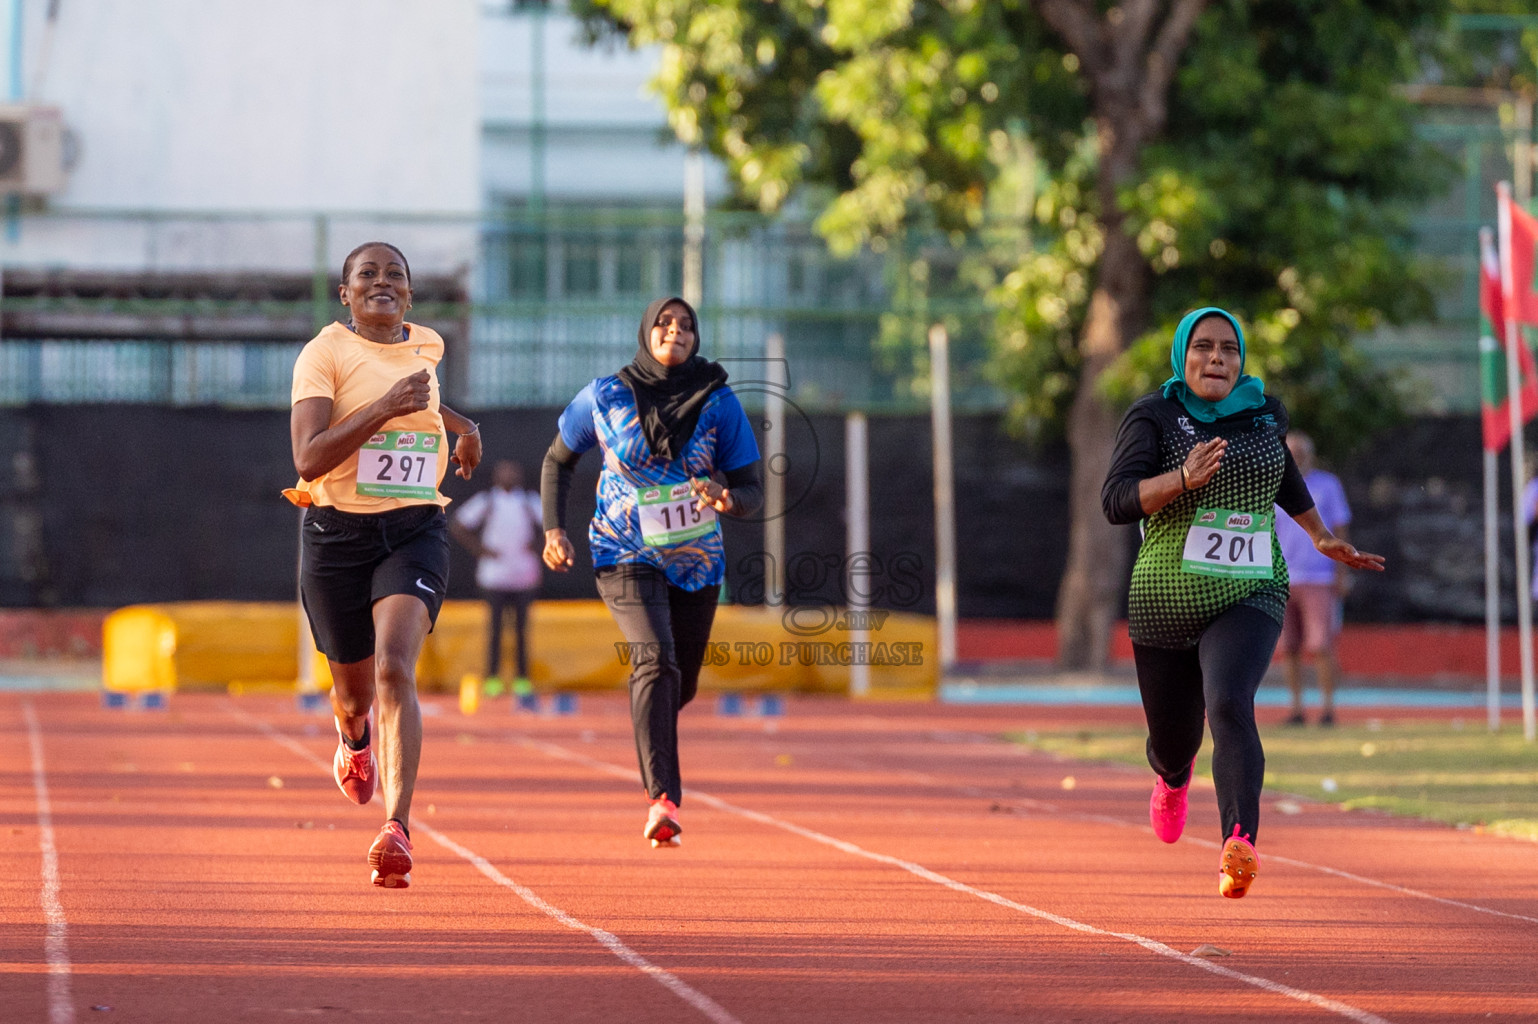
top-left (1132, 603), bottom-right (1281, 844)
top-left (485, 589), bottom-right (532, 680)
top-left (595, 564), bottom-right (720, 806)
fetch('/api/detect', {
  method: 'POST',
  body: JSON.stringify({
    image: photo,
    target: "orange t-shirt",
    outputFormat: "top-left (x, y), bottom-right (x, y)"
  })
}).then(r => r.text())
top-left (283, 321), bottom-right (451, 513)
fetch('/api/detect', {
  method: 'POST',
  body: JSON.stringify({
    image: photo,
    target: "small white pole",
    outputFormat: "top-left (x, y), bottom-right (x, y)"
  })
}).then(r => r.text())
top-left (764, 332), bottom-right (787, 607)
top-left (1497, 183), bottom-right (1537, 741)
top-left (296, 508), bottom-right (318, 701)
top-left (682, 150), bottom-right (705, 308)
top-left (846, 412), bottom-right (870, 697)
top-left (1485, 442), bottom-right (1502, 732)
top-left (928, 324), bottom-right (958, 674)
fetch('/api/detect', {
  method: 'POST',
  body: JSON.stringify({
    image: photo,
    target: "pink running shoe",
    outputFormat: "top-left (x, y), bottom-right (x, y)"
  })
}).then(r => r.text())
top-left (369, 820), bottom-right (413, 888)
top-left (1149, 763), bottom-right (1193, 843)
top-left (333, 729), bottom-right (376, 805)
top-left (643, 798), bottom-right (681, 848)
top-left (1219, 824), bottom-right (1259, 899)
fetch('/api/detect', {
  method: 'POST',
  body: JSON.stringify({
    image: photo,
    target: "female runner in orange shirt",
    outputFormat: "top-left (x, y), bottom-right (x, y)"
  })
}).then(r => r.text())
top-left (286, 241), bottom-right (482, 888)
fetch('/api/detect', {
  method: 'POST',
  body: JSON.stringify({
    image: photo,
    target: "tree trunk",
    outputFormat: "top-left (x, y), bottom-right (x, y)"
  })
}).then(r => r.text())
top-left (1055, 226), bottom-right (1149, 670)
top-left (1030, 0), bottom-right (1205, 668)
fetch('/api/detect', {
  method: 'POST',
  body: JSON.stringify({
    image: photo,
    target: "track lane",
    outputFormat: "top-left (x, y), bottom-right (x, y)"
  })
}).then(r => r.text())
top-left (489, 698), bottom-right (1538, 1023)
top-left (4, 693), bottom-right (1536, 1023)
top-left (10, 695), bottom-right (734, 1023)
top-left (0, 700), bottom-right (59, 1024)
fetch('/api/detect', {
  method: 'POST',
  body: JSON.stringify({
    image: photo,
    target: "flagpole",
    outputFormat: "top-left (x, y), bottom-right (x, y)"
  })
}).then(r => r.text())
top-left (1485, 442), bottom-right (1503, 732)
top-left (1497, 183), bottom-right (1537, 742)
top-left (1481, 226), bottom-right (1504, 732)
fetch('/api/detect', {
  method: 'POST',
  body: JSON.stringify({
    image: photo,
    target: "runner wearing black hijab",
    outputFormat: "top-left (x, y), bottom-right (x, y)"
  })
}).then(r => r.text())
top-left (541, 297), bottom-right (763, 846)
top-left (1102, 307), bottom-right (1383, 898)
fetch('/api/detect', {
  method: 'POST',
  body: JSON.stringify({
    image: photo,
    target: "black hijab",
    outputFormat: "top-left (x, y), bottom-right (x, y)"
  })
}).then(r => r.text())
top-left (616, 296), bottom-right (729, 461)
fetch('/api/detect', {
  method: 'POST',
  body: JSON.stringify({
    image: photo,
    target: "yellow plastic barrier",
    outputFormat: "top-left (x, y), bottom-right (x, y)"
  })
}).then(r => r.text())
top-left (101, 606), bottom-right (178, 694)
top-left (102, 600), bottom-right (937, 697)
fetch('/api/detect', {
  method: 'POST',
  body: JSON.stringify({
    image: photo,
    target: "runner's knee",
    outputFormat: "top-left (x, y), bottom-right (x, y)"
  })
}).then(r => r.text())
top-left (1206, 689), bottom-right (1256, 730)
top-left (373, 648), bottom-right (418, 695)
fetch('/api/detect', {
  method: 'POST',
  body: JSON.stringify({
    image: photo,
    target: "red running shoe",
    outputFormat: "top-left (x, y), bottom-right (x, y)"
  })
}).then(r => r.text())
top-left (1149, 762), bottom-right (1193, 844)
top-left (333, 729), bottom-right (376, 805)
top-left (1219, 824), bottom-right (1259, 899)
top-left (643, 798), bottom-right (681, 848)
top-left (369, 820), bottom-right (413, 888)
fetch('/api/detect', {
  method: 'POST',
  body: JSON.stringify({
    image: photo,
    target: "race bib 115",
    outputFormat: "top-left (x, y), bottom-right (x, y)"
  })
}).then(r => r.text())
top-left (636, 481), bottom-right (717, 547)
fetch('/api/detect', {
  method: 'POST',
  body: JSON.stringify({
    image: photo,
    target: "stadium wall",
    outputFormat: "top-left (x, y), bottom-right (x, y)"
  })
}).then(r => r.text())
top-left (0, 406), bottom-right (1514, 623)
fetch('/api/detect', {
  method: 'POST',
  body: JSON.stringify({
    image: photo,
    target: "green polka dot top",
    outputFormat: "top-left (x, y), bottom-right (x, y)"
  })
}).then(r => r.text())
top-left (1102, 393), bottom-right (1315, 650)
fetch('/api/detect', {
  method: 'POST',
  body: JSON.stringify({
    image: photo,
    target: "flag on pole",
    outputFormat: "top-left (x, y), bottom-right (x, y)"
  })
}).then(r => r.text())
top-left (1497, 181), bottom-right (1538, 743)
top-left (1480, 227), bottom-right (1538, 452)
top-left (1507, 199), bottom-right (1538, 325)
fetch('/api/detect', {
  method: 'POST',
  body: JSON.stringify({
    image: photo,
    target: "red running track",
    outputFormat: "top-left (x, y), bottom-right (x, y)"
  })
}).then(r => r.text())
top-left (2, 693), bottom-right (1535, 1023)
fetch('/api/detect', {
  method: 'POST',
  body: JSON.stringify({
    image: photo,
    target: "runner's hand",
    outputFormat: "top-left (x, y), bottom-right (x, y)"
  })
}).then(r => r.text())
top-left (691, 478), bottom-right (734, 514)
top-left (542, 529), bottom-right (574, 572)
top-left (1182, 437), bottom-right (1227, 489)
top-left (451, 428), bottom-right (481, 480)
top-left (1315, 535), bottom-right (1386, 572)
top-left (380, 370), bottom-right (432, 418)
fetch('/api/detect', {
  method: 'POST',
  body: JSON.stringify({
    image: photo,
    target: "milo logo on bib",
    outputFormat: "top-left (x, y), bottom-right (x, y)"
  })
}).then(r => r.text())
top-left (1225, 512), bottom-right (1255, 529)
top-left (1198, 511), bottom-right (1217, 524)
top-left (396, 432), bottom-right (418, 449)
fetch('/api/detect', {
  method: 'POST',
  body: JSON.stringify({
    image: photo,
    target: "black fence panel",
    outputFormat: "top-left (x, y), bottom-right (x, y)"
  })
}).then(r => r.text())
top-left (0, 404), bottom-right (1521, 624)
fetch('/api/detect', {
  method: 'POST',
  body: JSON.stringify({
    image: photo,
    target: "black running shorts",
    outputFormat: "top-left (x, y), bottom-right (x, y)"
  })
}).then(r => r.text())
top-left (299, 503), bottom-right (450, 665)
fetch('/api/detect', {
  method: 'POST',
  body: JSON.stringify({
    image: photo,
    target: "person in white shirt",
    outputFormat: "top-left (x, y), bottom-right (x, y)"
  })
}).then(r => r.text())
top-left (451, 460), bottom-right (543, 694)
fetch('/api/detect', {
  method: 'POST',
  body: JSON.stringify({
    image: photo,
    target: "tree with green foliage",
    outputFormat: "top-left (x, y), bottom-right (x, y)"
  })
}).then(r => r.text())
top-left (573, 0), bottom-right (1453, 668)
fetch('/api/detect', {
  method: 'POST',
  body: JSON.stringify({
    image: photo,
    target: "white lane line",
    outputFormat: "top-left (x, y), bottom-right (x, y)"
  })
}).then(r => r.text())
top-left (23, 701), bottom-right (75, 1024)
top-left (420, 824), bottom-right (742, 1024)
top-left (229, 704), bottom-right (743, 1024)
top-left (518, 735), bottom-right (1396, 1024)
top-left (779, 739), bottom-right (1538, 927)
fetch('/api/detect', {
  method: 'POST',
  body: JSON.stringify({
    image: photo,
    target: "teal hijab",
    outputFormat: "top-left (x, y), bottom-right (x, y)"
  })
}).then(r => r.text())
top-left (1160, 306), bottom-right (1266, 422)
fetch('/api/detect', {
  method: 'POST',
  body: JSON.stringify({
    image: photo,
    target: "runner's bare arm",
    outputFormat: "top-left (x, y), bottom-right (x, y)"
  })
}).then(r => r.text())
top-left (291, 371), bottom-right (430, 480)
top-left (440, 403), bottom-right (482, 480)
top-left (1291, 507), bottom-right (1386, 572)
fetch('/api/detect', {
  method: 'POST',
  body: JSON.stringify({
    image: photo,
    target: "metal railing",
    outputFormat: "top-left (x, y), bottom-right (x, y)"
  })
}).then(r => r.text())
top-left (0, 91), bottom-right (1527, 415)
top-left (0, 207), bottom-right (1001, 413)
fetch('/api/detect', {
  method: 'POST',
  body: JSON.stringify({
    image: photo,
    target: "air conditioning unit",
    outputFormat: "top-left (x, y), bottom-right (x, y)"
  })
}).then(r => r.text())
top-left (0, 105), bottom-right (65, 196)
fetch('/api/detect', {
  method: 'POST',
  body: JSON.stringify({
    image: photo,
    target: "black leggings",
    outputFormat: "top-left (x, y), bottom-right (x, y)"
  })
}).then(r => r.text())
top-left (595, 564), bottom-right (720, 806)
top-left (1132, 603), bottom-right (1282, 844)
top-left (485, 589), bottom-right (532, 680)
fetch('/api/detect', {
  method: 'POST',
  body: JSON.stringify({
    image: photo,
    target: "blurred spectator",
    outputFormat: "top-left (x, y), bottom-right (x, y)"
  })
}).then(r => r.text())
top-left (451, 459), bottom-right (543, 696)
top-left (1275, 431), bottom-right (1350, 726)
top-left (1523, 453), bottom-right (1538, 603)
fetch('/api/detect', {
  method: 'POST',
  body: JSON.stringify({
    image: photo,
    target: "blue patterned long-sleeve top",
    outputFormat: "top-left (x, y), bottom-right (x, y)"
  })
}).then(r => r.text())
top-left (558, 376), bottom-right (760, 591)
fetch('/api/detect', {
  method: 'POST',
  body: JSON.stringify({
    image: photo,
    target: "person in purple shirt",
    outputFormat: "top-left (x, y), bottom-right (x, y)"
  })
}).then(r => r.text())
top-left (1523, 455), bottom-right (1538, 603)
top-left (1274, 431), bottom-right (1351, 726)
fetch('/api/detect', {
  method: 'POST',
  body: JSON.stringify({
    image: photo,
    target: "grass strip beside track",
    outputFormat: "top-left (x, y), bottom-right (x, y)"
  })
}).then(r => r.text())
top-left (1004, 719), bottom-right (1538, 841)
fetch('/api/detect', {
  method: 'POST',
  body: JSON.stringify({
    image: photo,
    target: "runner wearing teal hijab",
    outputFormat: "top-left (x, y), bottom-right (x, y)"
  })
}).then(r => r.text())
top-left (1161, 306), bottom-right (1266, 422)
top-left (1102, 307), bottom-right (1384, 898)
